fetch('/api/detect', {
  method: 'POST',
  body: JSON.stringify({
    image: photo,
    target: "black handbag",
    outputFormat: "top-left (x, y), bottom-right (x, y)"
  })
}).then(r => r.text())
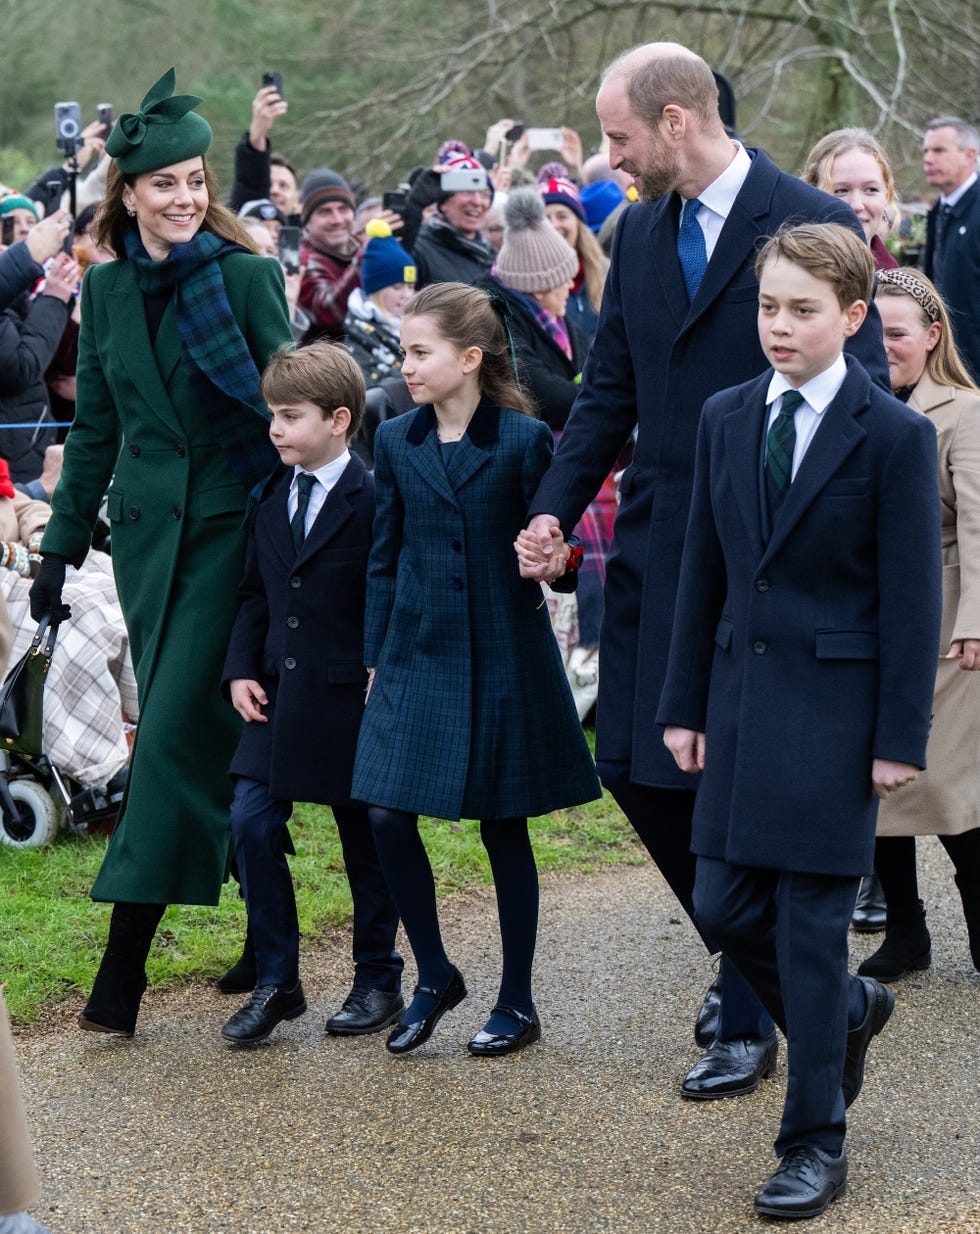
top-left (0, 615), bottom-right (59, 757)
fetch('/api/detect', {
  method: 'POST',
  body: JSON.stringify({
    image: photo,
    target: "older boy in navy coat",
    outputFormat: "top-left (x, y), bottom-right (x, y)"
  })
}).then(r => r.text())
top-left (658, 225), bottom-right (942, 1220)
top-left (220, 342), bottom-right (402, 1047)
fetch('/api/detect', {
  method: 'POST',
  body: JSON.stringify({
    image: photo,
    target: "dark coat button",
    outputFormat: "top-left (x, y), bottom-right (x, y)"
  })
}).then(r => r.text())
top-left (756, 578), bottom-right (770, 592)
top-left (128, 506), bottom-right (140, 520)
top-left (286, 616), bottom-right (299, 628)
top-left (290, 576), bottom-right (302, 589)
top-left (452, 539), bottom-right (462, 552)
top-left (173, 506), bottom-right (182, 519)
top-left (128, 444), bottom-right (140, 457)
top-left (753, 641), bottom-right (768, 655)
top-left (284, 656), bottom-right (297, 670)
top-left (452, 578), bottom-right (464, 590)
top-left (176, 444), bottom-right (186, 457)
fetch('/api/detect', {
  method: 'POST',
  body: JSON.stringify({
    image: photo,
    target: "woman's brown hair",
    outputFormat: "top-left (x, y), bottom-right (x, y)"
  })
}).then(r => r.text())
top-left (574, 217), bottom-right (609, 313)
top-left (402, 282), bottom-right (536, 417)
top-left (94, 158), bottom-right (259, 259)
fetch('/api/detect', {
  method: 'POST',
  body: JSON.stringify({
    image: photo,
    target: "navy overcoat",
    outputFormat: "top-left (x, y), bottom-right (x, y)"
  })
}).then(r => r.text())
top-left (528, 148), bottom-right (890, 789)
top-left (656, 360), bottom-right (942, 876)
top-left (923, 178), bottom-right (980, 383)
top-left (351, 400), bottom-right (601, 821)
top-left (223, 454), bottom-right (373, 805)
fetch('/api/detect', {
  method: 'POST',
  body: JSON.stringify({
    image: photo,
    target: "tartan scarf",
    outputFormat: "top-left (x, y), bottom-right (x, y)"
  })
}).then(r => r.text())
top-left (125, 229), bottom-right (277, 491)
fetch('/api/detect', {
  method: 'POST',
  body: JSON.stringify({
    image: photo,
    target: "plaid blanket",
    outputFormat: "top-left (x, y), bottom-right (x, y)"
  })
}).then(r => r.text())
top-left (1, 552), bottom-right (137, 786)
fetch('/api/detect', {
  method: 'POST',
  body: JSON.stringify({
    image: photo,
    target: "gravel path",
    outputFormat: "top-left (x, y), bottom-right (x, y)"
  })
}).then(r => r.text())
top-left (13, 837), bottom-right (980, 1233)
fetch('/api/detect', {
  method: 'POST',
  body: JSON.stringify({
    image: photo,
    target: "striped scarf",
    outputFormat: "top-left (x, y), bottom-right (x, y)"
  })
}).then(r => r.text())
top-left (125, 229), bottom-right (277, 491)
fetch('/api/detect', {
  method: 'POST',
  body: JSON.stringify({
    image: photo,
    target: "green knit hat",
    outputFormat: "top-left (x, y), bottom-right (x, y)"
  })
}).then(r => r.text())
top-left (0, 195), bottom-right (40, 221)
top-left (105, 68), bottom-right (212, 175)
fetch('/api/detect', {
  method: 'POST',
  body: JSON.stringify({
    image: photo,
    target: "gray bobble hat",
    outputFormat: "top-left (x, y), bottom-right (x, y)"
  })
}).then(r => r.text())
top-left (495, 187), bottom-right (578, 293)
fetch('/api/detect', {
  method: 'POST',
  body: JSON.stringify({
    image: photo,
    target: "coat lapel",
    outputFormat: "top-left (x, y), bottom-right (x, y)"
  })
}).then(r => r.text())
top-left (761, 360), bottom-right (870, 565)
top-left (908, 371), bottom-right (955, 418)
top-left (110, 274), bottom-right (183, 434)
top-left (153, 299), bottom-right (183, 388)
top-left (646, 196), bottom-right (692, 332)
top-left (405, 407), bottom-right (459, 507)
top-left (722, 373), bottom-right (770, 560)
top-left (298, 456), bottom-right (364, 561)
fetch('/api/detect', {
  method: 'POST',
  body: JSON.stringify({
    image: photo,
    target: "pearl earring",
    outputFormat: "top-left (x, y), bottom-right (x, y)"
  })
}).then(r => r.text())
top-left (125, 207), bottom-right (136, 218)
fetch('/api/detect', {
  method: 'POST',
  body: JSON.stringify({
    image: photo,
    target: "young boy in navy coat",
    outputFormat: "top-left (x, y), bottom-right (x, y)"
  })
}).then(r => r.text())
top-left (658, 224), bottom-right (942, 1220)
top-left (220, 342), bottom-right (402, 1047)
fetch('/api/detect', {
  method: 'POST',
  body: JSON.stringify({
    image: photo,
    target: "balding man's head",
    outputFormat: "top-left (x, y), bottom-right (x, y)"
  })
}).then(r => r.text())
top-left (602, 42), bottom-right (722, 134)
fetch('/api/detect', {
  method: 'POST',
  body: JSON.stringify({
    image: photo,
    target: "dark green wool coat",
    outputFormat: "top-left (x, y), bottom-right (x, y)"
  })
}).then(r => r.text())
top-left (41, 251), bottom-right (291, 905)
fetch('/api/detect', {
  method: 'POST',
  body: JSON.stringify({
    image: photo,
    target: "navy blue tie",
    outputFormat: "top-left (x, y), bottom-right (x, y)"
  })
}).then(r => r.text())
top-left (677, 197), bottom-right (708, 303)
top-left (290, 472), bottom-right (316, 551)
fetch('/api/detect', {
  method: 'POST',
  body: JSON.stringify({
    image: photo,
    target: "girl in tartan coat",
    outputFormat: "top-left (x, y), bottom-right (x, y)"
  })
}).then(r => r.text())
top-left (352, 282), bottom-right (600, 1058)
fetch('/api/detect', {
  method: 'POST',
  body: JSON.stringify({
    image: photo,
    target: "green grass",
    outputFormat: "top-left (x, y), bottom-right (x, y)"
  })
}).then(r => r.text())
top-left (0, 784), bottom-right (642, 1024)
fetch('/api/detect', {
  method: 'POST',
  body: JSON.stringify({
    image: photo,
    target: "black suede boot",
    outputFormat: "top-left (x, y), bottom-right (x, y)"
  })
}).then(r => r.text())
top-left (216, 922), bottom-right (257, 994)
top-left (857, 899), bottom-right (931, 982)
top-left (79, 902), bottom-right (166, 1036)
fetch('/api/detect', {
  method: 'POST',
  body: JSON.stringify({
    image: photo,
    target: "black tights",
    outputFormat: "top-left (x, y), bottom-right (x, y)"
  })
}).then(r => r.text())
top-left (368, 807), bottom-right (538, 1026)
top-left (875, 830), bottom-right (980, 922)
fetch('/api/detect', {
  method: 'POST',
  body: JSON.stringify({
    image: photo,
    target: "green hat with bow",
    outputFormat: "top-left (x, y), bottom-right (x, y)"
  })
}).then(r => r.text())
top-left (105, 68), bottom-right (212, 175)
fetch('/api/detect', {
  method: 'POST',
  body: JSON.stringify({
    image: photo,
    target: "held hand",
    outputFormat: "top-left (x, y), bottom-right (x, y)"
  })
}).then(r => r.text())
top-left (29, 554), bottom-right (70, 623)
top-left (509, 132), bottom-right (530, 168)
top-left (871, 758), bottom-right (919, 799)
top-left (663, 726), bottom-right (706, 773)
top-left (43, 252), bottom-right (80, 302)
top-left (76, 119), bottom-right (107, 170)
top-left (515, 515), bottom-right (566, 581)
top-left (25, 210), bottom-right (71, 265)
top-left (947, 638), bottom-right (980, 670)
top-left (559, 126), bottom-right (584, 178)
top-left (250, 86), bottom-right (287, 148)
top-left (230, 679), bottom-right (268, 723)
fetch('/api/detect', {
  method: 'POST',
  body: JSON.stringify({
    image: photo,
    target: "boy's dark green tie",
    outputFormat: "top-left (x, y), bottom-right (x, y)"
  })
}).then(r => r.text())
top-left (291, 472), bottom-right (316, 551)
top-left (765, 389), bottom-right (804, 515)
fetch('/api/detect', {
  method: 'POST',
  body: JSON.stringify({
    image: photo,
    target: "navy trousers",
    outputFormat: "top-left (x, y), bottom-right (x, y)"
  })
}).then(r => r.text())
top-left (694, 856), bottom-right (863, 1156)
top-left (596, 762), bottom-right (773, 1041)
top-left (229, 776), bottom-right (403, 990)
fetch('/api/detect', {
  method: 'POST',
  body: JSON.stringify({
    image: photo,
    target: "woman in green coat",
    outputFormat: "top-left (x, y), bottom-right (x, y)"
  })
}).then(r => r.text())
top-left (30, 70), bottom-right (292, 1036)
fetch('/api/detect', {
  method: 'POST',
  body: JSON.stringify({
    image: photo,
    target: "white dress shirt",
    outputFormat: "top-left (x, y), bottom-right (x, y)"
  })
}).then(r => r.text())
top-left (287, 448), bottom-right (352, 536)
top-left (679, 142), bottom-right (753, 261)
top-left (765, 355), bottom-right (848, 481)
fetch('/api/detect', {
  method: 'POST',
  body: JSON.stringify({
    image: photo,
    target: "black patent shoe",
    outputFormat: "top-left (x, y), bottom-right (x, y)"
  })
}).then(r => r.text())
top-left (221, 982), bottom-right (307, 1047)
top-left (467, 1005), bottom-right (541, 1057)
top-left (386, 967), bottom-right (467, 1054)
top-left (754, 1145), bottom-right (848, 1219)
top-left (694, 972), bottom-right (722, 1047)
top-left (325, 986), bottom-right (405, 1035)
top-left (681, 1031), bottom-right (778, 1100)
top-left (851, 873), bottom-right (887, 933)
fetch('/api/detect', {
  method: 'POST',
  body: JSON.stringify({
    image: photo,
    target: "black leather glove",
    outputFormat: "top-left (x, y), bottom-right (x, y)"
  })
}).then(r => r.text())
top-left (29, 553), bottom-right (71, 623)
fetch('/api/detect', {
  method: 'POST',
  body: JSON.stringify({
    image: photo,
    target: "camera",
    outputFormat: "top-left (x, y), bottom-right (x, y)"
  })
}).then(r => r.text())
top-left (261, 71), bottom-right (284, 98)
top-left (1, 217), bottom-right (15, 247)
top-left (440, 167), bottom-right (488, 193)
top-left (278, 225), bottom-right (301, 276)
top-left (382, 190), bottom-right (407, 216)
top-left (54, 101), bottom-right (83, 156)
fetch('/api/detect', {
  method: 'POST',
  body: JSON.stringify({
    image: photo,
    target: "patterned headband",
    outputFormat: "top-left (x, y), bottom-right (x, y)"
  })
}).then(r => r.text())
top-left (876, 269), bottom-right (941, 322)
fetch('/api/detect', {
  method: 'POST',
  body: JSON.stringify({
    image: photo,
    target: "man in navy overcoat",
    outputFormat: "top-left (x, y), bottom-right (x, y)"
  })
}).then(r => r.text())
top-left (521, 41), bottom-right (890, 1096)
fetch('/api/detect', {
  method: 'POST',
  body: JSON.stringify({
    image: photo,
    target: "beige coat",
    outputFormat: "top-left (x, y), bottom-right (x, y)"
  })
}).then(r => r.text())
top-left (0, 990), bottom-right (39, 1214)
top-left (878, 374), bottom-right (980, 836)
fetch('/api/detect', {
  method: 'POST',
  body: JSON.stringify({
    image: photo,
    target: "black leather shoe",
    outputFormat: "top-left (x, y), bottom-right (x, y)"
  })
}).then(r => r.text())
top-left (221, 982), bottom-right (307, 1046)
top-left (842, 975), bottom-right (894, 1107)
top-left (857, 900), bottom-right (931, 983)
top-left (386, 968), bottom-right (466, 1054)
top-left (851, 873), bottom-right (887, 933)
top-left (467, 1005), bottom-right (541, 1057)
top-left (325, 986), bottom-right (405, 1036)
top-left (754, 1145), bottom-right (848, 1219)
top-left (694, 973), bottom-right (722, 1047)
top-left (680, 1031), bottom-right (778, 1100)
